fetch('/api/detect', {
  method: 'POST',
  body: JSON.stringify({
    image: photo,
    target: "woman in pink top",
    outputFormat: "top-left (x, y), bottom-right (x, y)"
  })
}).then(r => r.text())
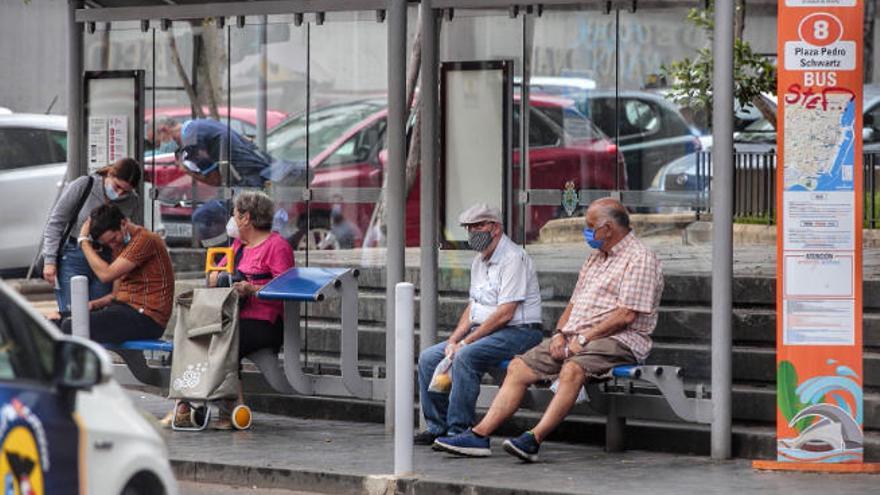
top-left (200, 191), bottom-right (294, 429)
top-left (211, 191), bottom-right (294, 359)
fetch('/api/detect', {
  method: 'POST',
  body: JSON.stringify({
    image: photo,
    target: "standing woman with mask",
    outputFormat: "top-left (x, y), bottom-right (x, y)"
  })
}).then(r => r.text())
top-left (41, 157), bottom-right (141, 313)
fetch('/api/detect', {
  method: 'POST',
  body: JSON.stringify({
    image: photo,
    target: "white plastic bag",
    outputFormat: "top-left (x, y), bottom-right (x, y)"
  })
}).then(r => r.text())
top-left (428, 356), bottom-right (453, 393)
top-left (549, 379), bottom-right (589, 404)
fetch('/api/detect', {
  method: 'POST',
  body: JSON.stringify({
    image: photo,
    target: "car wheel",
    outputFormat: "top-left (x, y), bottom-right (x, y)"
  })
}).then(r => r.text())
top-left (287, 214), bottom-right (340, 251)
top-left (120, 472), bottom-right (165, 495)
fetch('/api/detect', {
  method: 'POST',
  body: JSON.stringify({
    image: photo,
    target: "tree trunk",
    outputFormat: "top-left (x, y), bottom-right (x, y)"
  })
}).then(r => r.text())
top-left (165, 21), bottom-right (227, 121)
top-left (196, 20), bottom-right (225, 120)
top-left (166, 31), bottom-right (204, 118)
top-left (734, 0), bottom-right (746, 42)
top-left (752, 94), bottom-right (776, 130)
top-left (365, 8), bottom-right (424, 245)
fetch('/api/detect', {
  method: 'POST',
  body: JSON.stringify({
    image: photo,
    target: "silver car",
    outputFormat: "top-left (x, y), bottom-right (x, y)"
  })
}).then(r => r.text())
top-left (0, 114), bottom-right (67, 275)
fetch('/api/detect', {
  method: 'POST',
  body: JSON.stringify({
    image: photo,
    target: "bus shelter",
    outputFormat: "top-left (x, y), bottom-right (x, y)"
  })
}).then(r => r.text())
top-left (70, 0), bottom-right (735, 459)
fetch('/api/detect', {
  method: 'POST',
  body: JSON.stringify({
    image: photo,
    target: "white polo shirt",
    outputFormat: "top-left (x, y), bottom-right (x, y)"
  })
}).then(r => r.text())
top-left (468, 234), bottom-right (543, 327)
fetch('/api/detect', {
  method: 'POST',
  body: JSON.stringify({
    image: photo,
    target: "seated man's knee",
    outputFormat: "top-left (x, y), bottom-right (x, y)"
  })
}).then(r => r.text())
top-left (455, 345), bottom-right (476, 366)
top-left (559, 362), bottom-right (586, 385)
top-left (507, 358), bottom-right (537, 383)
top-left (418, 344), bottom-right (444, 369)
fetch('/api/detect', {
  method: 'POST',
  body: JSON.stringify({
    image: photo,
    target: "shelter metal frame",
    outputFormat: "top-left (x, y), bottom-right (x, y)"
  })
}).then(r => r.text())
top-left (69, 0), bottom-right (734, 458)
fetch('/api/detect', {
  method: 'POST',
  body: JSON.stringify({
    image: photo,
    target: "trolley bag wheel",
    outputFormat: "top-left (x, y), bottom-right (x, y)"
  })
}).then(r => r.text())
top-left (232, 404), bottom-right (252, 430)
top-left (171, 401), bottom-right (211, 432)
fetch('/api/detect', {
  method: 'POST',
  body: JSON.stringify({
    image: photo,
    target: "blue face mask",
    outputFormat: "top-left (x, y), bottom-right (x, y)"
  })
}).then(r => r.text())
top-left (583, 226), bottom-right (604, 250)
top-left (104, 181), bottom-right (120, 201)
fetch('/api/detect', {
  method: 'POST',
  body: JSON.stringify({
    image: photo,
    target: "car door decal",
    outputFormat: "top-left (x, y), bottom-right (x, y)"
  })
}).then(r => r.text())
top-left (0, 395), bottom-right (78, 495)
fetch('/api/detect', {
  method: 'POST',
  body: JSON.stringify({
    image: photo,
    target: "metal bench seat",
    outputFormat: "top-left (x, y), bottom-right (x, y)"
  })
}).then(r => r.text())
top-left (490, 358), bottom-right (712, 452)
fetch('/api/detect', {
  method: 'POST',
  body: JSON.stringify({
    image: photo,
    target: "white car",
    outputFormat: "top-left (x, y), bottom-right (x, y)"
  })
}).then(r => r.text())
top-left (0, 281), bottom-right (178, 495)
top-left (0, 114), bottom-right (68, 275)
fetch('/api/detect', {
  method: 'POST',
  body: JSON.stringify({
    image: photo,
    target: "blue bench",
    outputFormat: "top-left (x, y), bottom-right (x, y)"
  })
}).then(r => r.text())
top-left (489, 358), bottom-right (712, 452)
top-left (105, 267), bottom-right (372, 400)
top-left (257, 267), bottom-right (373, 399)
top-left (104, 340), bottom-right (174, 388)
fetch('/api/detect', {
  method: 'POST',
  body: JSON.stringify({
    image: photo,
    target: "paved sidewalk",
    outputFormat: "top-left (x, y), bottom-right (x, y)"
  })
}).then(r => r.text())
top-left (129, 391), bottom-right (879, 495)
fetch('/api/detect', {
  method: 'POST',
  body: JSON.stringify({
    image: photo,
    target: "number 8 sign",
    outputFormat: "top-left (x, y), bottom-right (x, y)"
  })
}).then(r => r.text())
top-left (798, 13), bottom-right (843, 46)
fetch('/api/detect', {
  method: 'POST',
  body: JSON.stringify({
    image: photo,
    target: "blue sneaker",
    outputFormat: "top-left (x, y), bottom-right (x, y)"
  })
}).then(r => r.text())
top-left (502, 431), bottom-right (540, 462)
top-left (433, 430), bottom-right (491, 457)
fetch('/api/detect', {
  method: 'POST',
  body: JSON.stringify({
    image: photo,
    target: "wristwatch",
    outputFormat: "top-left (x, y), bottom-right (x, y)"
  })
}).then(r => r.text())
top-left (577, 334), bottom-right (588, 346)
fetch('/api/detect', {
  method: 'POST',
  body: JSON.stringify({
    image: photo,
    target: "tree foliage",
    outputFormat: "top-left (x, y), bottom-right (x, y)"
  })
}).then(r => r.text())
top-left (661, 1), bottom-right (776, 129)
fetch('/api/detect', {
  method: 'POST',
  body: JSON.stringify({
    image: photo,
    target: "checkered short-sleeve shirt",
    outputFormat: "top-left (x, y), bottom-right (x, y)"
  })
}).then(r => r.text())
top-left (561, 232), bottom-right (663, 362)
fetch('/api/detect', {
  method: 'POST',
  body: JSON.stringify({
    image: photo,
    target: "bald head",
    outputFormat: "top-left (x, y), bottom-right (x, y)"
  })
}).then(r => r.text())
top-left (586, 198), bottom-right (629, 230)
top-left (584, 198), bottom-right (630, 252)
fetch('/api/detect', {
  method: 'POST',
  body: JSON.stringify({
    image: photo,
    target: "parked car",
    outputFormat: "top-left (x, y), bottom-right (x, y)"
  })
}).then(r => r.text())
top-left (0, 114), bottom-right (67, 275)
top-left (651, 85), bottom-right (880, 194)
top-left (520, 78), bottom-right (702, 190)
top-left (155, 95), bottom-right (628, 247)
top-left (0, 281), bottom-right (178, 495)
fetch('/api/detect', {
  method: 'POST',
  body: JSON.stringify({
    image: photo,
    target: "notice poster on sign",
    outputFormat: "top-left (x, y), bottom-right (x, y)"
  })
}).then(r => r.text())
top-left (87, 115), bottom-right (128, 173)
top-left (783, 299), bottom-right (854, 346)
top-left (783, 253), bottom-right (853, 297)
top-left (764, 0), bottom-right (869, 470)
top-left (88, 117), bottom-right (108, 171)
top-left (783, 192), bottom-right (854, 250)
top-left (107, 116), bottom-right (128, 163)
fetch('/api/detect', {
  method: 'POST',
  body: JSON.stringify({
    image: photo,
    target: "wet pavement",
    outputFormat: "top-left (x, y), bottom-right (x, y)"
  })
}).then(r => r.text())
top-left (128, 391), bottom-right (880, 495)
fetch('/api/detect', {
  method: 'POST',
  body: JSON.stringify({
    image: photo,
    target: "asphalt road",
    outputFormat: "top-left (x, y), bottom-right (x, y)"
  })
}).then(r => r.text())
top-left (179, 481), bottom-right (321, 495)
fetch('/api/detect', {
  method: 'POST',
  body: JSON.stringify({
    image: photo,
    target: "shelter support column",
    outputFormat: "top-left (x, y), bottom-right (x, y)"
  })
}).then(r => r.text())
top-left (68, 0), bottom-right (85, 180)
top-left (710, 0), bottom-right (734, 460)
top-left (420, 2), bottom-right (439, 355)
top-left (385, 0), bottom-right (408, 432)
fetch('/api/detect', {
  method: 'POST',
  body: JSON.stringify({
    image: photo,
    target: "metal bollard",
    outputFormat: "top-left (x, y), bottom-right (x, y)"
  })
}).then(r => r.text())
top-left (70, 275), bottom-right (90, 339)
top-left (394, 282), bottom-right (414, 475)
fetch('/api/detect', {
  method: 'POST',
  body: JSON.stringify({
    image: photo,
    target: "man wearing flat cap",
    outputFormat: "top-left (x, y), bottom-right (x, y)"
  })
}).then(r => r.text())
top-left (414, 203), bottom-right (544, 446)
top-left (434, 198), bottom-right (663, 462)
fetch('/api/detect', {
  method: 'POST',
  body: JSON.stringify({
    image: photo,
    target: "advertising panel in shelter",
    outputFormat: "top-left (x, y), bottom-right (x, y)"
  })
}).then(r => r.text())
top-left (777, 0), bottom-right (863, 464)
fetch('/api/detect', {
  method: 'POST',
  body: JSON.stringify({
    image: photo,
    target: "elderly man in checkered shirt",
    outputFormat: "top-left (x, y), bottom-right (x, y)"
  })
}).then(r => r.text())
top-left (434, 198), bottom-right (663, 462)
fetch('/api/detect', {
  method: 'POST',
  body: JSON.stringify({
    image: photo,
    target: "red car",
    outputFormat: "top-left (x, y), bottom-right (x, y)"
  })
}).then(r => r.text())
top-left (145, 106), bottom-right (288, 143)
top-left (153, 96), bottom-right (627, 247)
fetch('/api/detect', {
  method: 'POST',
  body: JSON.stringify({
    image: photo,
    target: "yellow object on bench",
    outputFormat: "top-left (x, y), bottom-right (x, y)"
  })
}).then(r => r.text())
top-left (205, 246), bottom-right (235, 274)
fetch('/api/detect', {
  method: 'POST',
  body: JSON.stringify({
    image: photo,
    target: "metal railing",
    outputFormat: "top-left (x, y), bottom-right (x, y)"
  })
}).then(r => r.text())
top-left (691, 150), bottom-right (880, 228)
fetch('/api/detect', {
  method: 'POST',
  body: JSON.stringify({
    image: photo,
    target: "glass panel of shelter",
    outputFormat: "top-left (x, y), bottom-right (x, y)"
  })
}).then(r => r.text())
top-left (83, 22), bottom-right (157, 229)
top-left (521, 5), bottom-right (708, 262)
top-left (231, 14), bottom-right (308, 252)
top-left (616, 5), bottom-right (708, 212)
top-left (439, 8), bottom-right (524, 251)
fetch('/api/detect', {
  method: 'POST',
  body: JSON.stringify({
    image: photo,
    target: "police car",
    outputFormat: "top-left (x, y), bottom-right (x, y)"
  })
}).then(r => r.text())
top-left (0, 281), bottom-right (177, 495)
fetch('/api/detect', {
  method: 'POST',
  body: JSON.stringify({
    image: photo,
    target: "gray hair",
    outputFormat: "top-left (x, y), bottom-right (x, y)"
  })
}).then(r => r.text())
top-left (234, 191), bottom-right (275, 230)
top-left (592, 200), bottom-right (630, 229)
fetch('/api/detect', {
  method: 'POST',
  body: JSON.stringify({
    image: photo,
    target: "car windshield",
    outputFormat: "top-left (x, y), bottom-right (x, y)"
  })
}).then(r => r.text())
top-left (735, 117), bottom-right (776, 144)
top-left (267, 100), bottom-right (386, 162)
top-left (535, 104), bottom-right (604, 141)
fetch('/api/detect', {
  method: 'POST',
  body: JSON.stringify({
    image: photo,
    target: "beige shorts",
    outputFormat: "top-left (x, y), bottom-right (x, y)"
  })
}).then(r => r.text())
top-left (516, 336), bottom-right (636, 381)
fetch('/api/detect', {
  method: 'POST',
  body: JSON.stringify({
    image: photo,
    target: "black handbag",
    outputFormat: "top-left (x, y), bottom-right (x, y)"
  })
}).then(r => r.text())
top-left (28, 177), bottom-right (95, 279)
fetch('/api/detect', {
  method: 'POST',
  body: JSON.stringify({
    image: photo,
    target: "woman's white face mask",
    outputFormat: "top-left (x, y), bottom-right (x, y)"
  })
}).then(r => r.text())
top-left (226, 216), bottom-right (240, 239)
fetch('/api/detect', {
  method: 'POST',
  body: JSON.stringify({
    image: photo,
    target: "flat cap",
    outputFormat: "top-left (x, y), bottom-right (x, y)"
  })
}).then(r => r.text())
top-left (458, 203), bottom-right (502, 225)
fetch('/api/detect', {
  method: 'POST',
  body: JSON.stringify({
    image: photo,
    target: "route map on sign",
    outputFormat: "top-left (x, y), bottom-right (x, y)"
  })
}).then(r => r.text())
top-left (783, 89), bottom-right (856, 192)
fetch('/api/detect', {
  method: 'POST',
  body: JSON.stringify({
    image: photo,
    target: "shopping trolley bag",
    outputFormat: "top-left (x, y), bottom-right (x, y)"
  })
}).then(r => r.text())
top-left (167, 287), bottom-right (240, 429)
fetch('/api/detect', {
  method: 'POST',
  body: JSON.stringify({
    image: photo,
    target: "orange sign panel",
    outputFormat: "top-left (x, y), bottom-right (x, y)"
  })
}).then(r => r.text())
top-left (777, 0), bottom-right (863, 463)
